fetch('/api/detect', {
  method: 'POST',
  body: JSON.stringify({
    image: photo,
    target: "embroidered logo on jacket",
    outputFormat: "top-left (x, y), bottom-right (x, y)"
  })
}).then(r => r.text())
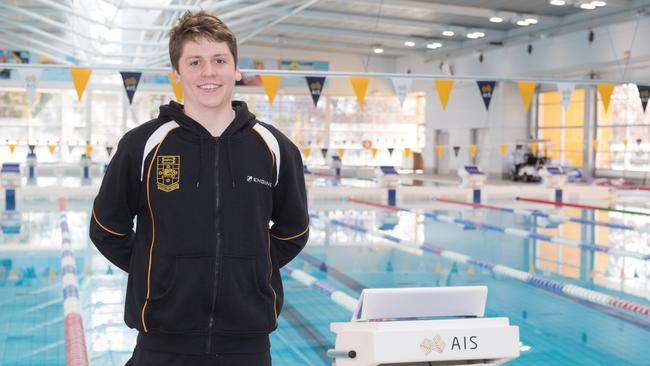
top-left (246, 175), bottom-right (272, 188)
top-left (157, 155), bottom-right (180, 192)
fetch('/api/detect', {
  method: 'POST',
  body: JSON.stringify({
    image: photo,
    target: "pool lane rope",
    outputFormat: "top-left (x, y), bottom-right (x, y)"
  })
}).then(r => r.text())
top-left (281, 266), bottom-right (358, 312)
top-left (59, 198), bottom-right (90, 366)
top-left (516, 196), bottom-right (650, 217)
top-left (347, 197), bottom-right (650, 262)
top-left (309, 213), bottom-right (650, 318)
top-left (433, 197), bottom-right (645, 233)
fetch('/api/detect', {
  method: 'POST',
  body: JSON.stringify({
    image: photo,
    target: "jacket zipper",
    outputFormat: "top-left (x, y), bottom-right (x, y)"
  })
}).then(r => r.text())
top-left (206, 137), bottom-right (221, 354)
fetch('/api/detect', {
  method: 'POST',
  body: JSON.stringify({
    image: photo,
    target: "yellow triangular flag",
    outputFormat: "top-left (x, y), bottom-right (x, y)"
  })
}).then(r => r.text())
top-left (403, 147), bottom-right (412, 158)
top-left (69, 68), bottom-right (92, 101)
top-left (338, 148), bottom-right (345, 158)
top-left (8, 143), bottom-right (16, 153)
top-left (467, 266), bottom-right (476, 274)
top-left (593, 139), bottom-right (599, 151)
top-left (260, 75), bottom-right (282, 106)
top-left (622, 139), bottom-right (628, 149)
top-left (597, 83), bottom-right (615, 113)
top-left (85, 143), bottom-right (93, 157)
top-left (436, 145), bottom-right (444, 157)
top-left (517, 81), bottom-right (537, 112)
top-left (500, 144), bottom-right (508, 156)
top-left (530, 143), bottom-right (538, 155)
top-left (434, 79), bottom-right (454, 110)
top-left (303, 147), bottom-right (311, 158)
top-left (350, 77), bottom-right (369, 108)
top-left (371, 147), bottom-right (378, 158)
top-left (167, 71), bottom-right (183, 102)
top-left (469, 144), bottom-right (477, 158)
top-left (48, 143), bottom-right (56, 154)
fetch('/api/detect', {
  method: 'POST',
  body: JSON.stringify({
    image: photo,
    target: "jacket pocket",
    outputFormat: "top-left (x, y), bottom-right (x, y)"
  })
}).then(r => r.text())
top-left (214, 255), bottom-right (274, 333)
top-left (147, 255), bottom-right (212, 333)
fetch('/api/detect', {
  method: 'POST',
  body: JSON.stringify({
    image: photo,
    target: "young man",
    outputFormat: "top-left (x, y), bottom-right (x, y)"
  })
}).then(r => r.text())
top-left (90, 11), bottom-right (309, 366)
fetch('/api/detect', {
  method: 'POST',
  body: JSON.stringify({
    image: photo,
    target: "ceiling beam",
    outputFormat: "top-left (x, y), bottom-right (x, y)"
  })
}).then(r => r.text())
top-left (239, 0), bottom-right (322, 43)
top-left (249, 35), bottom-right (422, 56)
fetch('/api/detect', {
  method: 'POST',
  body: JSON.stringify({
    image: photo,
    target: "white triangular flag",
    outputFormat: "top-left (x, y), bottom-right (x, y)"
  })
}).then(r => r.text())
top-left (17, 68), bottom-right (43, 106)
top-left (391, 77), bottom-right (412, 107)
top-left (557, 82), bottom-right (575, 112)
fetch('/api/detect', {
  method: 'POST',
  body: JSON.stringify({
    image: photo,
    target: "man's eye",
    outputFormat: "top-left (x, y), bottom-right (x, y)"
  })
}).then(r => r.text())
top-left (189, 60), bottom-right (199, 66)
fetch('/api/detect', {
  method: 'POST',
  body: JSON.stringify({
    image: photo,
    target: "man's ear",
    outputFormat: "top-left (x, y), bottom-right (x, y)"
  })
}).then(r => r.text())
top-left (235, 65), bottom-right (242, 82)
top-left (172, 68), bottom-right (181, 84)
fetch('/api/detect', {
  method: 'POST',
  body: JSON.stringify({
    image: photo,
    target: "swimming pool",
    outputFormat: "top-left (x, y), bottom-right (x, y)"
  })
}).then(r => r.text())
top-left (0, 195), bottom-right (648, 365)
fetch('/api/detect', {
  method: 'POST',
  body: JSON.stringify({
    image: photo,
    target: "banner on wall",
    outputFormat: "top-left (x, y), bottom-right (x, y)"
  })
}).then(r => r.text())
top-left (17, 68), bottom-right (43, 106)
top-left (236, 59), bottom-right (329, 87)
top-left (476, 81), bottom-right (496, 110)
top-left (435, 79), bottom-right (454, 110)
top-left (597, 83), bottom-right (615, 113)
top-left (350, 77), bottom-right (369, 108)
top-left (69, 68), bottom-right (92, 101)
top-left (305, 76), bottom-right (325, 107)
top-left (391, 77), bottom-right (412, 107)
top-left (167, 71), bottom-right (183, 102)
top-left (557, 82), bottom-right (575, 111)
top-left (637, 85), bottom-right (650, 112)
top-left (516, 81), bottom-right (537, 112)
top-left (120, 72), bottom-right (142, 105)
top-left (0, 51), bottom-right (29, 79)
top-left (260, 75), bottom-right (282, 106)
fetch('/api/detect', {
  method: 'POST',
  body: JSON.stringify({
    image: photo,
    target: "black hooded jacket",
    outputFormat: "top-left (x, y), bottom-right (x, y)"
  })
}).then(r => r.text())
top-left (89, 100), bottom-right (309, 355)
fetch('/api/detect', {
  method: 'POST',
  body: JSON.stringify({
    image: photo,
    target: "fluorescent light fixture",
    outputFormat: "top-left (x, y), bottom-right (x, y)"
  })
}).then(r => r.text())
top-left (580, 2), bottom-right (596, 9)
top-left (442, 30), bottom-right (455, 37)
top-left (489, 16), bottom-right (503, 23)
top-left (517, 20), bottom-right (530, 26)
top-left (426, 42), bottom-right (443, 49)
top-left (404, 41), bottom-right (415, 47)
top-left (373, 47), bottom-right (384, 54)
top-left (549, 0), bottom-right (566, 5)
top-left (525, 18), bottom-right (538, 24)
top-left (474, 31), bottom-right (485, 37)
top-left (466, 31), bottom-right (486, 39)
top-left (591, 0), bottom-right (606, 6)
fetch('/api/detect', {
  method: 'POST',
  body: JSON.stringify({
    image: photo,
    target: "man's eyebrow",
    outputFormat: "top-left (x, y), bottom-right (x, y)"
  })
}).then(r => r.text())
top-left (184, 54), bottom-right (229, 58)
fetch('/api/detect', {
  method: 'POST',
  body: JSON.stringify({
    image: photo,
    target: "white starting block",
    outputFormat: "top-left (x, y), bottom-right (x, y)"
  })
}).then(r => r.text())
top-left (329, 286), bottom-right (520, 366)
top-left (458, 166), bottom-right (486, 204)
top-left (539, 166), bottom-right (567, 202)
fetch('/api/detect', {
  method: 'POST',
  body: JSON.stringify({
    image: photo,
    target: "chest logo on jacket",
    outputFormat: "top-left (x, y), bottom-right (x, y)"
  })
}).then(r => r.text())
top-left (156, 155), bottom-right (180, 192)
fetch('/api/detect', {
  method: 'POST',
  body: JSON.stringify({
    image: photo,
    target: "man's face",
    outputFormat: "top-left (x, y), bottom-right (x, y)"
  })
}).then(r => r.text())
top-left (173, 37), bottom-right (241, 112)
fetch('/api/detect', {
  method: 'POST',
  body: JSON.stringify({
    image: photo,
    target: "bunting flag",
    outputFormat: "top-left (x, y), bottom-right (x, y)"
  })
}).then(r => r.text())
top-left (17, 68), bottom-right (43, 106)
top-left (106, 146), bottom-right (114, 157)
top-left (120, 71), bottom-right (142, 105)
top-left (469, 144), bottom-right (477, 158)
top-left (320, 148), bottom-right (328, 159)
top-left (637, 85), bottom-right (650, 112)
top-left (371, 148), bottom-right (378, 158)
top-left (391, 78), bottom-right (412, 107)
top-left (338, 148), bottom-right (345, 158)
top-left (69, 68), bottom-right (92, 101)
top-left (531, 143), bottom-right (538, 156)
top-left (597, 84), bottom-right (615, 113)
top-left (622, 139), bottom-right (628, 149)
top-left (85, 143), bottom-right (93, 157)
top-left (453, 146), bottom-right (460, 157)
top-left (167, 71), bottom-right (183, 102)
top-left (500, 144), bottom-right (508, 156)
top-left (260, 75), bottom-right (282, 106)
top-left (350, 77), bottom-right (369, 108)
top-left (516, 144), bottom-right (523, 151)
top-left (305, 77), bottom-right (325, 107)
top-left (434, 80), bottom-right (454, 110)
top-left (593, 139), bottom-right (599, 151)
top-left (388, 147), bottom-right (394, 156)
top-left (517, 81), bottom-right (537, 112)
top-left (436, 145), bottom-right (444, 157)
top-left (557, 82), bottom-right (575, 111)
top-left (8, 142), bottom-right (16, 153)
top-left (476, 81), bottom-right (496, 110)
top-left (28, 144), bottom-right (36, 154)
top-left (48, 142), bottom-right (56, 154)
top-left (403, 148), bottom-right (412, 158)
top-left (303, 147), bottom-right (311, 158)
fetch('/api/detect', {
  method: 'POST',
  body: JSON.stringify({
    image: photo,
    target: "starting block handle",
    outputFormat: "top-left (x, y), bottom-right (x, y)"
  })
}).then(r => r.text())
top-left (326, 349), bottom-right (357, 359)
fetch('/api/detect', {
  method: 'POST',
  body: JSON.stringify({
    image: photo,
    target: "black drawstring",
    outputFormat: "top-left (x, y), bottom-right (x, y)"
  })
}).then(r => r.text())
top-left (226, 136), bottom-right (235, 188)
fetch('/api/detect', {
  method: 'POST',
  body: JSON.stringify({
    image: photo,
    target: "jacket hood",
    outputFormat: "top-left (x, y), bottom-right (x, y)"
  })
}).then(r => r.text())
top-left (158, 100), bottom-right (257, 138)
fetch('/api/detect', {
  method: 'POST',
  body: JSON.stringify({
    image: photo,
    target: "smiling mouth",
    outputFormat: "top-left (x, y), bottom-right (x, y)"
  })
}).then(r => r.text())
top-left (198, 84), bottom-right (222, 90)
